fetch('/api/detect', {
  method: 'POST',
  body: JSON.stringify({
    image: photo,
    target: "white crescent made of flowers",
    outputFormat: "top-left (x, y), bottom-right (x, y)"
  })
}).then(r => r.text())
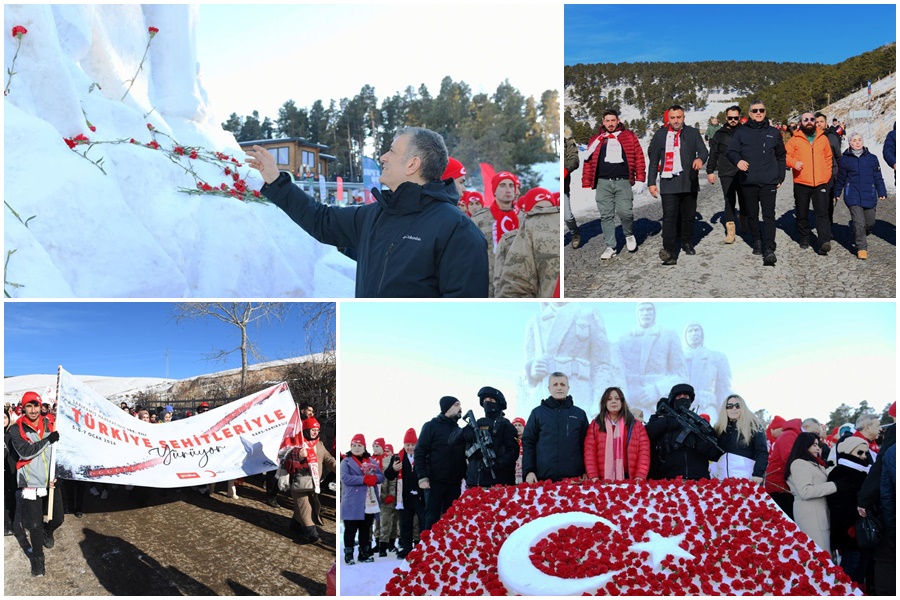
top-left (497, 511), bottom-right (617, 596)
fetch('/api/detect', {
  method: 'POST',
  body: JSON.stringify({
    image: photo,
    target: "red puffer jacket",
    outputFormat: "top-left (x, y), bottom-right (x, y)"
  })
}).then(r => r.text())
top-left (583, 418), bottom-right (651, 480)
top-left (581, 125), bottom-right (647, 188)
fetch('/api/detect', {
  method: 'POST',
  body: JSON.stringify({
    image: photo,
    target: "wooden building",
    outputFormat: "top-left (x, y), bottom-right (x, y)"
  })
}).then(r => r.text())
top-left (238, 137), bottom-right (335, 181)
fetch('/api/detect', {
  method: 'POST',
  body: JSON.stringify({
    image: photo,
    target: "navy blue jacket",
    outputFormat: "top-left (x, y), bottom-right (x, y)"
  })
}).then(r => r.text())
top-left (261, 173), bottom-right (488, 297)
top-left (834, 148), bottom-right (887, 208)
top-left (883, 125), bottom-right (896, 170)
top-left (414, 414), bottom-right (466, 486)
top-left (726, 118), bottom-right (786, 186)
top-left (522, 395), bottom-right (589, 482)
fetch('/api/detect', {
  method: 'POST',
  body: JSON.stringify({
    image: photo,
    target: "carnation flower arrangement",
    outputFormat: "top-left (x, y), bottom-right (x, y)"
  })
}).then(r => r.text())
top-left (383, 478), bottom-right (860, 596)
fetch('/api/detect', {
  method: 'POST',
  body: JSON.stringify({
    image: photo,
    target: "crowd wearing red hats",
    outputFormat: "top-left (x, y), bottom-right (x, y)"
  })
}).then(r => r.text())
top-left (443, 157), bottom-right (560, 298)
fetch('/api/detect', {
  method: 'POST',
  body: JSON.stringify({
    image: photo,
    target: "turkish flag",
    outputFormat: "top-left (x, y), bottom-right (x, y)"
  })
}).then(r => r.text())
top-left (384, 479), bottom-right (860, 596)
top-left (480, 162), bottom-right (496, 207)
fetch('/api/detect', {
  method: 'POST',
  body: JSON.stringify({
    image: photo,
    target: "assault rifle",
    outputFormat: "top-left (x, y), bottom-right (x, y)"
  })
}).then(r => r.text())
top-left (463, 409), bottom-right (497, 479)
top-left (657, 400), bottom-right (724, 456)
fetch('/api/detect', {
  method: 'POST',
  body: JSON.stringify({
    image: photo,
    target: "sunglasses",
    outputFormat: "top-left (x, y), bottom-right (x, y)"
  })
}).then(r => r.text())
top-left (725, 403), bottom-right (741, 410)
top-left (726, 116), bottom-right (740, 121)
top-left (749, 108), bottom-right (766, 114)
top-left (801, 117), bottom-right (816, 123)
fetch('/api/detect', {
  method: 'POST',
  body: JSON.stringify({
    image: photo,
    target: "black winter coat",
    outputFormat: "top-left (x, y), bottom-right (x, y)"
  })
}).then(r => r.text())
top-left (383, 450), bottom-right (422, 506)
top-left (449, 414), bottom-right (519, 487)
top-left (414, 414), bottom-right (466, 486)
top-left (726, 118), bottom-right (786, 186)
top-left (858, 423), bottom-right (895, 510)
top-left (262, 174), bottom-right (488, 298)
top-left (716, 421), bottom-right (768, 478)
top-left (646, 409), bottom-right (724, 480)
top-left (828, 458), bottom-right (870, 551)
top-left (647, 126), bottom-right (708, 194)
top-left (522, 396), bottom-right (589, 482)
top-left (707, 125), bottom-right (740, 178)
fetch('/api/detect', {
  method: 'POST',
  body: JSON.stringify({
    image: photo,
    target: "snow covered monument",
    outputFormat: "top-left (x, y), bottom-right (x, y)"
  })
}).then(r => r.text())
top-left (3, 5), bottom-right (355, 297)
top-left (383, 479), bottom-right (861, 596)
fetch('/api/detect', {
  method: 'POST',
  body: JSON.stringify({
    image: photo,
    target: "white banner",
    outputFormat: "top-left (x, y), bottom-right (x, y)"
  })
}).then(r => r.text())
top-left (54, 367), bottom-right (295, 488)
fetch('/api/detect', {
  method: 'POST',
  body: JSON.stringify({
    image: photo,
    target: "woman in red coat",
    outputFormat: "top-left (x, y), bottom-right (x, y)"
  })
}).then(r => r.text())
top-left (584, 387), bottom-right (651, 480)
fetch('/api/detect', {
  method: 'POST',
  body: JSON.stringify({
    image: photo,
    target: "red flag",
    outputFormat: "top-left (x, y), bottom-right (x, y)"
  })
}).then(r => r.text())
top-left (336, 177), bottom-right (344, 205)
top-left (280, 406), bottom-right (305, 449)
top-left (480, 162), bottom-right (496, 207)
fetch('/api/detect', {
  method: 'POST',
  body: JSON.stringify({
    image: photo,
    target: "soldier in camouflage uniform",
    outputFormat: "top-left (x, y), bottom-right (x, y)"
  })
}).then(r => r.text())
top-left (376, 444), bottom-right (399, 556)
top-left (496, 188), bottom-right (560, 298)
top-left (564, 127), bottom-right (581, 248)
top-left (473, 172), bottom-right (521, 297)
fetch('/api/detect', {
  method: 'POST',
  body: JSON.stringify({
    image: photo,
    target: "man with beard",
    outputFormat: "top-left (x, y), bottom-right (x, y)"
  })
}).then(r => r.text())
top-left (786, 111), bottom-right (834, 253)
top-left (473, 171), bottom-right (521, 296)
top-left (648, 105), bottom-right (708, 265)
top-left (450, 387), bottom-right (519, 487)
top-left (645, 383), bottom-right (724, 480)
top-left (707, 106), bottom-right (747, 243)
top-left (522, 373), bottom-right (589, 483)
top-left (247, 127), bottom-right (488, 297)
top-left (8, 392), bottom-right (63, 577)
top-left (581, 109), bottom-right (645, 259)
top-left (415, 396), bottom-right (466, 530)
top-left (816, 112), bottom-right (843, 225)
top-left (726, 100), bottom-right (787, 267)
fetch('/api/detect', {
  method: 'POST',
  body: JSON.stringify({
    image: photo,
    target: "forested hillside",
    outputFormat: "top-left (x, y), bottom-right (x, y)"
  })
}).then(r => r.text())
top-left (565, 43), bottom-right (895, 140)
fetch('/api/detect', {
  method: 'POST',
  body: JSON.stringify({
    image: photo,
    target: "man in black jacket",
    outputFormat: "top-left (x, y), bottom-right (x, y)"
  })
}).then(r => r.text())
top-left (247, 127), bottom-right (488, 297)
top-left (647, 105), bottom-right (709, 265)
top-left (414, 396), bottom-right (466, 530)
top-left (522, 372), bottom-right (589, 483)
top-left (707, 106), bottom-right (746, 243)
top-left (815, 112), bottom-right (842, 226)
top-left (450, 386), bottom-right (519, 488)
top-left (645, 383), bottom-right (724, 480)
top-left (726, 100), bottom-right (786, 267)
top-left (384, 428), bottom-right (425, 559)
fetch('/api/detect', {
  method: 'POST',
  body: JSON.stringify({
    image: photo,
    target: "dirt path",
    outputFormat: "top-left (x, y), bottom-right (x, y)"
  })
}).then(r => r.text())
top-left (4, 477), bottom-right (336, 596)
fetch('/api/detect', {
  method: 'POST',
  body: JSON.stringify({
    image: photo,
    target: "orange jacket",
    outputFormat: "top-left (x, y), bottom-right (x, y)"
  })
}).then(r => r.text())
top-left (785, 129), bottom-right (833, 187)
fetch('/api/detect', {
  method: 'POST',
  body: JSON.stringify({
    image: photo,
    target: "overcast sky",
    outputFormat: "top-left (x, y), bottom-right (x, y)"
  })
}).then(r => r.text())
top-left (339, 301), bottom-right (896, 452)
top-left (196, 4), bottom-right (561, 124)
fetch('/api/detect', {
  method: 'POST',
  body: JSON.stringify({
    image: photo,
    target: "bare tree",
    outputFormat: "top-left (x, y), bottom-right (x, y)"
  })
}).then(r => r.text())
top-left (172, 302), bottom-right (290, 393)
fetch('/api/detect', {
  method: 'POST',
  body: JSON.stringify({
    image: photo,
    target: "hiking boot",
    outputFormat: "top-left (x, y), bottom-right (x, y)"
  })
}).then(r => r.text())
top-left (681, 243), bottom-right (696, 255)
top-left (799, 237), bottom-right (809, 250)
top-left (724, 222), bottom-right (736, 244)
top-left (858, 250), bottom-right (868, 260)
top-left (378, 541), bottom-right (388, 558)
top-left (763, 252), bottom-right (777, 267)
top-left (359, 548), bottom-right (374, 563)
top-left (43, 528), bottom-right (55, 549)
top-left (818, 241), bottom-right (831, 255)
top-left (344, 550), bottom-right (356, 565)
top-left (265, 497), bottom-right (279, 508)
top-left (570, 229), bottom-right (582, 249)
top-left (752, 240), bottom-right (763, 255)
top-left (626, 235), bottom-right (637, 252)
top-left (600, 247), bottom-right (616, 260)
top-left (31, 556), bottom-right (45, 577)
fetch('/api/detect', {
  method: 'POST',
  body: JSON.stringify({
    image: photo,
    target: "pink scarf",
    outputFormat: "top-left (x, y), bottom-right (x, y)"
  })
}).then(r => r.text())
top-left (603, 416), bottom-right (626, 481)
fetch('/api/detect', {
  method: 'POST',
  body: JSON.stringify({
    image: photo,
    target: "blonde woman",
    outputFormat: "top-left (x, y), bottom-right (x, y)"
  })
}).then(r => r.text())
top-left (711, 394), bottom-right (767, 483)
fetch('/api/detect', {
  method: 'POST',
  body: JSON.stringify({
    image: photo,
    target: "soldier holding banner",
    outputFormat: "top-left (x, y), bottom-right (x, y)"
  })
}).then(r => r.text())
top-left (8, 391), bottom-right (63, 577)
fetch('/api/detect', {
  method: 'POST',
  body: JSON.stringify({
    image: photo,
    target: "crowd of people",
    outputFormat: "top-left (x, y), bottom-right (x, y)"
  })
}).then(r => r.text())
top-left (4, 391), bottom-right (334, 578)
top-left (247, 126), bottom-right (560, 298)
top-left (340, 373), bottom-right (896, 595)
top-left (566, 103), bottom-right (894, 267)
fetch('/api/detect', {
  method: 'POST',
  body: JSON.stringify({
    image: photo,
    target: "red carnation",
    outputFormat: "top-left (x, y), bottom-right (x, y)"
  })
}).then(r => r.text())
top-left (64, 138), bottom-right (76, 150)
top-left (88, 125), bottom-right (96, 132)
top-left (146, 140), bottom-right (159, 150)
top-left (11, 25), bottom-right (27, 39)
top-left (173, 146), bottom-right (184, 156)
top-left (146, 123), bottom-right (155, 131)
top-left (189, 150), bottom-right (198, 159)
top-left (148, 26), bottom-right (159, 36)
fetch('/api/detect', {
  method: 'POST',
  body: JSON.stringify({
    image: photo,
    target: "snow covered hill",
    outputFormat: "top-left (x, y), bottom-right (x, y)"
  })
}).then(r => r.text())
top-left (3, 5), bottom-right (356, 297)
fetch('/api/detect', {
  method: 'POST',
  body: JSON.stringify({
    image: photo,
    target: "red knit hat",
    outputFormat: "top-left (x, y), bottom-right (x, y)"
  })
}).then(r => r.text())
top-left (351, 433), bottom-right (366, 447)
top-left (442, 157), bottom-right (466, 180)
top-left (461, 190), bottom-right (484, 209)
top-left (384, 443), bottom-right (394, 454)
top-left (512, 417), bottom-right (526, 428)
top-left (20, 391), bottom-right (42, 409)
top-left (491, 171), bottom-right (520, 194)
top-left (403, 428), bottom-right (418, 444)
top-left (890, 402), bottom-right (896, 419)
top-left (517, 187), bottom-right (554, 213)
top-left (373, 437), bottom-right (386, 451)
top-left (302, 417), bottom-right (321, 430)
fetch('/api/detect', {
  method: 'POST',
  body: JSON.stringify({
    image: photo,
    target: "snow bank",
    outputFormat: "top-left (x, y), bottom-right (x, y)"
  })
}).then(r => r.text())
top-left (3, 5), bottom-right (355, 297)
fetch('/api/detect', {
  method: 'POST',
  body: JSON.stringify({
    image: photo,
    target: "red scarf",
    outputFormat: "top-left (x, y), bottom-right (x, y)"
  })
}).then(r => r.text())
top-left (489, 202), bottom-right (519, 247)
top-left (662, 125), bottom-right (682, 173)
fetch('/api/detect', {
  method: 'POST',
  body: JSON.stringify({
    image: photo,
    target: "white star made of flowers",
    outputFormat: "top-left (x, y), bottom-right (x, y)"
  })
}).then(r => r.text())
top-left (629, 531), bottom-right (694, 569)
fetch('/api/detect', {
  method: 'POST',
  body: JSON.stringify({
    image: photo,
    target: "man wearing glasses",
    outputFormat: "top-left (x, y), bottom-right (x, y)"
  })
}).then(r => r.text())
top-left (786, 112), bottom-right (834, 254)
top-left (726, 100), bottom-right (786, 266)
top-left (707, 106), bottom-right (746, 243)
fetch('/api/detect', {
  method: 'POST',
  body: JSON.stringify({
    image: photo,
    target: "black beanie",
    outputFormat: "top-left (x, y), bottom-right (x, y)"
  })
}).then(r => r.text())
top-left (668, 383), bottom-right (695, 403)
top-left (439, 396), bottom-right (459, 414)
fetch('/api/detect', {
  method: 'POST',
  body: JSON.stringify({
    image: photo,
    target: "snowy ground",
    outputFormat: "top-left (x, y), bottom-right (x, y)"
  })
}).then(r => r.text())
top-left (338, 528), bottom-right (403, 596)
